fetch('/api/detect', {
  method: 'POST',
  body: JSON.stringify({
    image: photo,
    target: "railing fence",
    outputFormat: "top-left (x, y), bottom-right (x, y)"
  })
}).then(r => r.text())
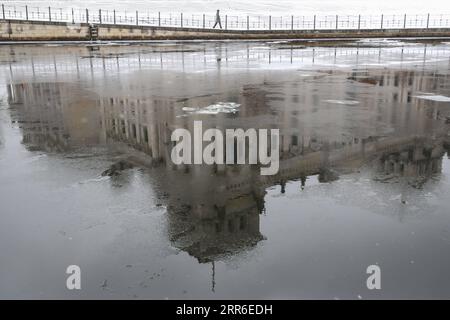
top-left (1, 4), bottom-right (450, 31)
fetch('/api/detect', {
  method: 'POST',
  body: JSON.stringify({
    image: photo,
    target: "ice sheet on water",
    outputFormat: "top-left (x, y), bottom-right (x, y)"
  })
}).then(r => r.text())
top-left (182, 102), bottom-right (240, 115)
top-left (77, 176), bottom-right (111, 185)
top-left (413, 95), bottom-right (450, 102)
top-left (323, 99), bottom-right (360, 105)
top-left (356, 39), bottom-right (416, 47)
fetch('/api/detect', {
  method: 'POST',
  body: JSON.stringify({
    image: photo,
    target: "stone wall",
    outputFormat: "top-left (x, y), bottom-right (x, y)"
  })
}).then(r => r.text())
top-left (2, 19), bottom-right (450, 41)
top-left (0, 20), bottom-right (90, 41)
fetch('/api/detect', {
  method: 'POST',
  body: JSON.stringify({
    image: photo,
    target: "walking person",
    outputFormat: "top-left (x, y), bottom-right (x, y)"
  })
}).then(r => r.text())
top-left (213, 9), bottom-right (222, 29)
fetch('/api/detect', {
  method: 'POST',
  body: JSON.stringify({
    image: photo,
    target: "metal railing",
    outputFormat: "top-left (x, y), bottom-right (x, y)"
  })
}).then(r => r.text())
top-left (1, 4), bottom-right (450, 31)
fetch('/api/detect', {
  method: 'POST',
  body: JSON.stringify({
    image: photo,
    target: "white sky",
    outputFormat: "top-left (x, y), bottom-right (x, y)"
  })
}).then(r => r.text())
top-left (3, 0), bottom-right (450, 15)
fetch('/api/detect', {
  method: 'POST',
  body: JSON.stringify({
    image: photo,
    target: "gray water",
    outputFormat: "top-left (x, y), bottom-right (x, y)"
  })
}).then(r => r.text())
top-left (1, 40), bottom-right (450, 299)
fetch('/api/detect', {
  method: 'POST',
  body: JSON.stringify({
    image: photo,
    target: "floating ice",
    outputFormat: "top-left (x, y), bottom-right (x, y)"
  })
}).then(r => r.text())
top-left (413, 95), bottom-right (450, 102)
top-left (181, 107), bottom-right (197, 112)
top-left (323, 99), bottom-right (360, 105)
top-left (356, 38), bottom-right (415, 47)
top-left (182, 102), bottom-right (240, 115)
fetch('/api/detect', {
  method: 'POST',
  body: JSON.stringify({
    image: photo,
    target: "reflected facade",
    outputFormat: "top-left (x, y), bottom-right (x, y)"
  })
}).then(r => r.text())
top-left (5, 42), bottom-right (450, 264)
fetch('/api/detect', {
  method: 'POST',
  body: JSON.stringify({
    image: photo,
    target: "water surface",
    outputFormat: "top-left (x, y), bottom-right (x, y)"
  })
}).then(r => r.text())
top-left (1, 40), bottom-right (450, 299)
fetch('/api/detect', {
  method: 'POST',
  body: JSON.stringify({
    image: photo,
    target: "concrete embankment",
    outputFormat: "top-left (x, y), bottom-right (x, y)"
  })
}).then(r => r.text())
top-left (2, 19), bottom-right (450, 41)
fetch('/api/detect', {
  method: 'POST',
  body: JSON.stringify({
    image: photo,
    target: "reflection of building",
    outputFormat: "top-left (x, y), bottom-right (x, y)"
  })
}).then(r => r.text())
top-left (100, 94), bottom-right (174, 162)
top-left (7, 82), bottom-right (100, 152)
top-left (6, 56), bottom-right (450, 264)
top-left (379, 137), bottom-right (444, 177)
top-left (168, 190), bottom-right (265, 263)
top-left (446, 140), bottom-right (450, 158)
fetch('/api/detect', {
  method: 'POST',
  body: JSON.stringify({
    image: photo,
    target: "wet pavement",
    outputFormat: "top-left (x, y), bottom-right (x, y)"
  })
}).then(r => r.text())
top-left (0, 40), bottom-right (450, 299)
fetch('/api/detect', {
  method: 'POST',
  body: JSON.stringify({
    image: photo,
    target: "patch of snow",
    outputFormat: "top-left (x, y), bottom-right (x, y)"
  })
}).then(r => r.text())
top-left (182, 102), bottom-right (240, 115)
top-left (414, 95), bottom-right (450, 102)
top-left (323, 99), bottom-right (360, 105)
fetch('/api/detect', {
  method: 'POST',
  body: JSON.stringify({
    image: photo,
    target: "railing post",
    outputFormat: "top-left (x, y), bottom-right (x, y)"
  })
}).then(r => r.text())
top-left (291, 15), bottom-right (294, 30)
top-left (358, 14), bottom-right (361, 29)
top-left (71, 8), bottom-right (74, 23)
top-left (180, 12), bottom-right (183, 27)
top-left (336, 14), bottom-right (338, 29)
top-left (381, 14), bottom-right (383, 29)
top-left (426, 13), bottom-right (430, 28)
top-left (48, 6), bottom-right (51, 22)
top-left (202, 13), bottom-right (205, 28)
top-left (247, 15), bottom-right (249, 30)
top-left (136, 10), bottom-right (138, 26)
top-left (404, 14), bottom-right (406, 28)
top-left (25, 5), bottom-right (28, 20)
top-left (159, 12), bottom-right (161, 26)
top-left (86, 8), bottom-right (89, 23)
top-left (225, 15), bottom-right (227, 29)
top-left (99, 9), bottom-right (102, 24)
top-left (113, 10), bottom-right (116, 24)
top-left (313, 15), bottom-right (316, 30)
top-left (1, 4), bottom-right (4, 20)
top-left (269, 15), bottom-right (271, 30)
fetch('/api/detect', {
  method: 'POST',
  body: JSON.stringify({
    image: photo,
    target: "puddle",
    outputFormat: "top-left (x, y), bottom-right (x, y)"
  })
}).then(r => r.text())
top-left (1, 41), bottom-right (450, 299)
